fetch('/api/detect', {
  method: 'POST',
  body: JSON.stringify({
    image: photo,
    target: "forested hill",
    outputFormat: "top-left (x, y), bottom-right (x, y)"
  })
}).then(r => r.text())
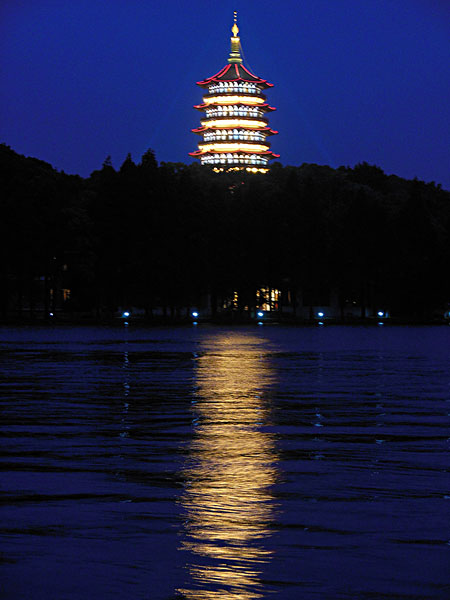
top-left (1, 142), bottom-right (449, 319)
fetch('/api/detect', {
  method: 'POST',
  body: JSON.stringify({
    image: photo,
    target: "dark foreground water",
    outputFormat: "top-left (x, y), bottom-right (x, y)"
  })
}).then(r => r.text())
top-left (1, 324), bottom-right (449, 599)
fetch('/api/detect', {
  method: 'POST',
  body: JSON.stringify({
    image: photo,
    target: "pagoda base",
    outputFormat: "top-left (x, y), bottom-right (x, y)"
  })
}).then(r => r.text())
top-left (212, 165), bottom-right (269, 174)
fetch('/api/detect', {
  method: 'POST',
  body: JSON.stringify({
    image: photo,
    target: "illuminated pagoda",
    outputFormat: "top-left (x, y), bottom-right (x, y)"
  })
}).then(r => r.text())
top-left (190, 12), bottom-right (279, 173)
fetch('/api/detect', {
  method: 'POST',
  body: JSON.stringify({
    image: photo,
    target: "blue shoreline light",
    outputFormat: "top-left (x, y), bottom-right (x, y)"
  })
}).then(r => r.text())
top-left (122, 311), bottom-right (130, 318)
top-left (257, 311), bottom-right (264, 317)
top-left (192, 311), bottom-right (199, 318)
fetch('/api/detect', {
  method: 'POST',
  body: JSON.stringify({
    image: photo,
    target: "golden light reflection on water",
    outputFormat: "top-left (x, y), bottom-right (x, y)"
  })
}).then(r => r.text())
top-left (178, 332), bottom-right (278, 600)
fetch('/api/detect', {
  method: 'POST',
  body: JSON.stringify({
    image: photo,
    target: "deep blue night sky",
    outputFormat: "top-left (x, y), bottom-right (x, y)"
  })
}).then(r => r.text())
top-left (1, 0), bottom-right (449, 187)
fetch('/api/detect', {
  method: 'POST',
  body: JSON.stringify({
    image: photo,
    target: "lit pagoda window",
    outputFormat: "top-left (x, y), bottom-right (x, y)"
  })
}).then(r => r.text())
top-left (190, 12), bottom-right (279, 171)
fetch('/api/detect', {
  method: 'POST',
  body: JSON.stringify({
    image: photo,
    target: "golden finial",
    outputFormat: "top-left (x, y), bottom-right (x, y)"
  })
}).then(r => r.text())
top-left (232, 11), bottom-right (239, 37)
top-left (228, 11), bottom-right (242, 63)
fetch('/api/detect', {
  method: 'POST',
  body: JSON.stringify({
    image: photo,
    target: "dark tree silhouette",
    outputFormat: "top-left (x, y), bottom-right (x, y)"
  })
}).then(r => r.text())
top-left (1, 143), bottom-right (449, 321)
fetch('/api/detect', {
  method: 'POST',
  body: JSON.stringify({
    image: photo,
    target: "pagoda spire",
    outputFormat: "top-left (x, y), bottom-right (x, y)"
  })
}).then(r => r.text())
top-left (228, 11), bottom-right (242, 64)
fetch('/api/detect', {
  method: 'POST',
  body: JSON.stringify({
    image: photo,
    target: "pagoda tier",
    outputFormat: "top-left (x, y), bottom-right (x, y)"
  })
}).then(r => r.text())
top-left (194, 102), bottom-right (276, 112)
top-left (189, 13), bottom-right (279, 173)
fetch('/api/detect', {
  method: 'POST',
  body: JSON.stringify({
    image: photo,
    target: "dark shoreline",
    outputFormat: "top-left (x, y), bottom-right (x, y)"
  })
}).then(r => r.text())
top-left (1, 315), bottom-right (449, 327)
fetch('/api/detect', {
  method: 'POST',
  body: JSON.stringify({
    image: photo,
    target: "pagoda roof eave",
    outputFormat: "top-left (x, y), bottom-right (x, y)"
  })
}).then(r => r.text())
top-left (194, 102), bottom-right (276, 111)
top-left (197, 63), bottom-right (273, 88)
top-left (189, 149), bottom-right (279, 157)
top-left (192, 125), bottom-right (278, 135)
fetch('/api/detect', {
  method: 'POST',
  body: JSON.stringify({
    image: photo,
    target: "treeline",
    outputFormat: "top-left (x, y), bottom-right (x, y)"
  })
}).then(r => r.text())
top-left (1, 142), bottom-right (449, 319)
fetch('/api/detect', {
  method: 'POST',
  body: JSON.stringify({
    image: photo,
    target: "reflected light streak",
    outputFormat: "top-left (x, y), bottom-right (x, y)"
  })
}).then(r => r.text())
top-left (178, 333), bottom-right (278, 600)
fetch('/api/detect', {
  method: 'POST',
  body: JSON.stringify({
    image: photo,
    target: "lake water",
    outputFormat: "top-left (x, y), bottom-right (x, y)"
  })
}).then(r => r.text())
top-left (1, 324), bottom-right (449, 599)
